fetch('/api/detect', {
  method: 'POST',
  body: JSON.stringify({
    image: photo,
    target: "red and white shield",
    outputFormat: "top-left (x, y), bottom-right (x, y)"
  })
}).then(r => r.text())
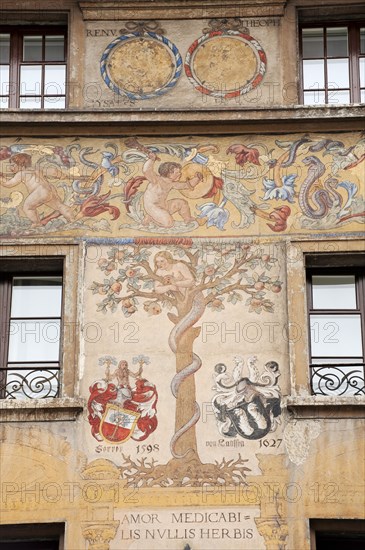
top-left (99, 403), bottom-right (140, 444)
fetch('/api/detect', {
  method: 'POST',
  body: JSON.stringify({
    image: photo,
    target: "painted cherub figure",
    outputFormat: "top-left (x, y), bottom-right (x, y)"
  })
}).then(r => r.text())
top-left (0, 153), bottom-right (74, 227)
top-left (142, 151), bottom-right (203, 228)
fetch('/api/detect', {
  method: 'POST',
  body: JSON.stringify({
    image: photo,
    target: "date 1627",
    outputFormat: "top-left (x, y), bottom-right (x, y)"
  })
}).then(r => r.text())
top-left (259, 438), bottom-right (282, 448)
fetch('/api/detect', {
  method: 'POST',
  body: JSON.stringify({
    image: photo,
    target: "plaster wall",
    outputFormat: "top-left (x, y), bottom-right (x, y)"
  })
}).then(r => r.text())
top-left (0, 1), bottom-right (364, 549)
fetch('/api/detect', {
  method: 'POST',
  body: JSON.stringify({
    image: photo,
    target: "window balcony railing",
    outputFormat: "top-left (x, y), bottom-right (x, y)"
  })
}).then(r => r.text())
top-left (0, 364), bottom-right (60, 399)
top-left (310, 363), bottom-right (365, 396)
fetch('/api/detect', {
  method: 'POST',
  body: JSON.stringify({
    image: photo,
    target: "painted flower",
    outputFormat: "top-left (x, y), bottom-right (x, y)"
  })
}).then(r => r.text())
top-left (132, 355), bottom-right (150, 366)
top-left (197, 200), bottom-right (229, 231)
top-left (262, 174), bottom-right (296, 203)
top-left (226, 144), bottom-right (261, 166)
top-left (338, 180), bottom-right (358, 215)
top-left (98, 356), bottom-right (117, 367)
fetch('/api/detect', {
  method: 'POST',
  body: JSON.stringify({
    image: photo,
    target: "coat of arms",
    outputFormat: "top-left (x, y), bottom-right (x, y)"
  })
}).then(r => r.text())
top-left (212, 355), bottom-right (281, 440)
top-left (88, 355), bottom-right (158, 443)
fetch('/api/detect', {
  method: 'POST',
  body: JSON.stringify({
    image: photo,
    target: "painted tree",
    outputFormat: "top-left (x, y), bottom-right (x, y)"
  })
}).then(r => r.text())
top-left (89, 238), bottom-right (282, 485)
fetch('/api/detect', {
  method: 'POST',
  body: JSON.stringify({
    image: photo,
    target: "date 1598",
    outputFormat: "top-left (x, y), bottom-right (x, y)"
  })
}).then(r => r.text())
top-left (136, 444), bottom-right (160, 454)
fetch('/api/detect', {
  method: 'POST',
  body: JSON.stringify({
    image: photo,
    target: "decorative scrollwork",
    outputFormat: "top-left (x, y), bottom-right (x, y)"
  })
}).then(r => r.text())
top-left (311, 364), bottom-right (365, 396)
top-left (119, 21), bottom-right (165, 35)
top-left (202, 18), bottom-right (249, 34)
top-left (1, 368), bottom-right (60, 399)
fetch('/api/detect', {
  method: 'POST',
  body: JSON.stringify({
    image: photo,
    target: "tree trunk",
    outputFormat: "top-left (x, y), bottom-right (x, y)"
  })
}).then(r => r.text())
top-left (174, 324), bottom-right (201, 457)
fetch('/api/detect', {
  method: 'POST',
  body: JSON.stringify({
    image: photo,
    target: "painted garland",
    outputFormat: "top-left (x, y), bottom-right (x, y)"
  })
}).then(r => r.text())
top-left (100, 32), bottom-right (182, 101)
top-left (185, 30), bottom-right (267, 99)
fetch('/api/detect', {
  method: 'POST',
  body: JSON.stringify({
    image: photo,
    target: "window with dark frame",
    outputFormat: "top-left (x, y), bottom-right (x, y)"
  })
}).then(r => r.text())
top-left (307, 266), bottom-right (365, 396)
top-left (310, 519), bottom-right (365, 550)
top-left (0, 522), bottom-right (64, 550)
top-left (300, 22), bottom-right (365, 105)
top-left (0, 258), bottom-right (64, 400)
top-left (0, 27), bottom-right (67, 109)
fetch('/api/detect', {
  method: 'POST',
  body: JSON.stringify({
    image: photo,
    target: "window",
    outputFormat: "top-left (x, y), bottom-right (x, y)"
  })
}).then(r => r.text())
top-left (0, 260), bottom-right (64, 399)
top-left (300, 22), bottom-right (365, 104)
top-left (310, 519), bottom-right (365, 550)
top-left (0, 245), bottom-right (79, 406)
top-left (286, 241), bottom-right (365, 401)
top-left (307, 263), bottom-right (365, 397)
top-left (0, 27), bottom-right (67, 109)
top-left (0, 522), bottom-right (64, 550)
top-left (0, 259), bottom-right (63, 399)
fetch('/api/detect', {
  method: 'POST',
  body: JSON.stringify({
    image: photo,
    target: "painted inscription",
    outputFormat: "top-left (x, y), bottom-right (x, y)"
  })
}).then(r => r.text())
top-left (111, 508), bottom-right (262, 550)
top-left (85, 20), bottom-right (281, 38)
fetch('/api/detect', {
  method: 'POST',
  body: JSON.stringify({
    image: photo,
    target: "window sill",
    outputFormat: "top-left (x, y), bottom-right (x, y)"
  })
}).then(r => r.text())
top-left (0, 397), bottom-right (84, 422)
top-left (284, 395), bottom-right (365, 419)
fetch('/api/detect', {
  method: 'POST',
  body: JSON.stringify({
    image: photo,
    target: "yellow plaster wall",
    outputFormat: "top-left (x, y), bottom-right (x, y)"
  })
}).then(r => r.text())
top-left (0, 1), bottom-right (364, 548)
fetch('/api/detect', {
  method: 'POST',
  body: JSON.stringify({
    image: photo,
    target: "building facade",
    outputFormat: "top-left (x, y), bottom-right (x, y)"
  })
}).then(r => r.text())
top-left (0, 1), bottom-right (364, 548)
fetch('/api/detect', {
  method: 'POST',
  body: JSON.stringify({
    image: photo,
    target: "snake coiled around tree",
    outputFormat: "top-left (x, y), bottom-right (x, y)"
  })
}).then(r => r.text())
top-left (168, 291), bottom-right (206, 459)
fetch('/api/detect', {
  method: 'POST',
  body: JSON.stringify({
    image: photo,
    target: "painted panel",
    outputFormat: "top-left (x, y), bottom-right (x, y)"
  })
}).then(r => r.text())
top-left (0, 133), bottom-right (364, 238)
top-left (83, 241), bottom-right (287, 488)
top-left (84, 18), bottom-right (277, 109)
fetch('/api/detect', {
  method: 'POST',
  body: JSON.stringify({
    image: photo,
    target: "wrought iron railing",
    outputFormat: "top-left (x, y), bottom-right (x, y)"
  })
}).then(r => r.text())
top-left (0, 365), bottom-right (60, 399)
top-left (310, 363), bottom-right (365, 396)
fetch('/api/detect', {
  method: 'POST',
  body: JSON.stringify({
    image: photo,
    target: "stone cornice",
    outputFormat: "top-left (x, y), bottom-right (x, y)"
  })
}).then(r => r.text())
top-left (284, 396), bottom-right (365, 419)
top-left (0, 397), bottom-right (85, 422)
top-left (78, 1), bottom-right (288, 20)
top-left (0, 105), bottom-right (364, 136)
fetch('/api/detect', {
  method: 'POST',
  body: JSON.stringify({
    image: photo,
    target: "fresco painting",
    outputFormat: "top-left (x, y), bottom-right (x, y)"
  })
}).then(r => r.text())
top-left (212, 355), bottom-right (281, 440)
top-left (184, 19), bottom-right (267, 100)
top-left (85, 240), bottom-right (285, 487)
top-left (1, 4), bottom-right (364, 549)
top-left (99, 19), bottom-right (267, 102)
top-left (88, 355), bottom-right (158, 444)
top-left (0, 134), bottom-right (364, 238)
top-left (100, 22), bottom-right (183, 101)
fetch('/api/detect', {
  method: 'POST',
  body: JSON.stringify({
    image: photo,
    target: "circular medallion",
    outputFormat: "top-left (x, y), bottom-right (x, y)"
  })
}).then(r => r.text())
top-left (100, 32), bottom-right (182, 100)
top-left (185, 31), bottom-right (267, 99)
